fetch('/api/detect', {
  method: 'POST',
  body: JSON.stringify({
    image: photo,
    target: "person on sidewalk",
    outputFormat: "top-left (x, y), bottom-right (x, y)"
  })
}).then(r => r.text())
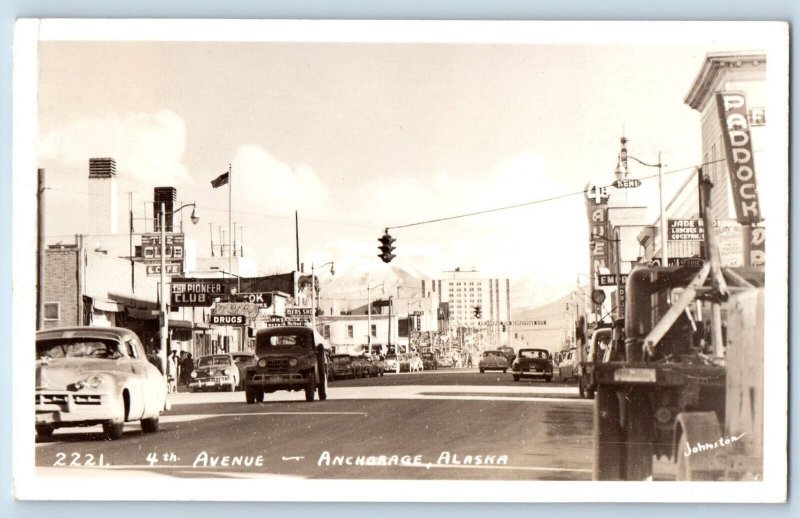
top-left (167, 349), bottom-right (179, 393)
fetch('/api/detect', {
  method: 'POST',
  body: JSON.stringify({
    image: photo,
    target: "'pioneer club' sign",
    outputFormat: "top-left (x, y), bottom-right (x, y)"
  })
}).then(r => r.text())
top-left (716, 91), bottom-right (762, 225)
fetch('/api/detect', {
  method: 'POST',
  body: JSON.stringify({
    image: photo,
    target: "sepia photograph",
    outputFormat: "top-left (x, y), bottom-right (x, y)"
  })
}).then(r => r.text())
top-left (10, 19), bottom-right (789, 502)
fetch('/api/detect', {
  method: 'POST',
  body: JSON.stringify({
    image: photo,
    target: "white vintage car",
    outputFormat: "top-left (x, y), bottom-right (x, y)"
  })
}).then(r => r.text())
top-left (35, 326), bottom-right (169, 440)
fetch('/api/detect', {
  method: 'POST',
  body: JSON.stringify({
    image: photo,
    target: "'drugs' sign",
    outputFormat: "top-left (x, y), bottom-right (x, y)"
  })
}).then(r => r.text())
top-left (716, 91), bottom-right (762, 225)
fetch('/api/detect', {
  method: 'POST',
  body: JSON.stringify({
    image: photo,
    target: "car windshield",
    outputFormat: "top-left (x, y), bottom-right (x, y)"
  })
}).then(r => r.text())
top-left (256, 332), bottom-right (311, 354)
top-left (332, 356), bottom-right (351, 364)
top-left (197, 356), bottom-right (231, 367)
top-left (520, 350), bottom-right (548, 359)
top-left (36, 338), bottom-right (124, 360)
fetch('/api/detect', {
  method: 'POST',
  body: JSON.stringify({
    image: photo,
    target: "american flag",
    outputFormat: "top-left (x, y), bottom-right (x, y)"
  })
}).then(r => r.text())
top-left (210, 172), bottom-right (229, 188)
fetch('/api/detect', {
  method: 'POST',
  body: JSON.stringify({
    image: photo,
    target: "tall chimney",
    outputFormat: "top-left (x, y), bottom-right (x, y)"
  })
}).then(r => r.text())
top-left (153, 187), bottom-right (177, 232)
top-left (88, 158), bottom-right (118, 236)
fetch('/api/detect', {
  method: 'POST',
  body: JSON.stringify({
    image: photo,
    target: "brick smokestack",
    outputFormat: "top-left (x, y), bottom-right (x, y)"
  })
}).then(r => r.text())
top-left (88, 158), bottom-right (118, 236)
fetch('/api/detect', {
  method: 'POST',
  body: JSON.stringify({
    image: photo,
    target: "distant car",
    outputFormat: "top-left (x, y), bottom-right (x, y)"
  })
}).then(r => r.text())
top-left (421, 352), bottom-right (438, 370)
top-left (35, 326), bottom-right (168, 440)
top-left (497, 346), bottom-right (516, 365)
top-left (407, 353), bottom-right (424, 372)
top-left (436, 354), bottom-right (454, 368)
top-left (331, 354), bottom-right (358, 380)
top-left (355, 355), bottom-right (380, 377)
top-left (558, 347), bottom-right (579, 381)
top-left (478, 350), bottom-right (509, 373)
top-left (190, 353), bottom-right (246, 392)
top-left (511, 348), bottom-right (554, 382)
top-left (384, 354), bottom-right (400, 373)
top-left (364, 355), bottom-right (385, 376)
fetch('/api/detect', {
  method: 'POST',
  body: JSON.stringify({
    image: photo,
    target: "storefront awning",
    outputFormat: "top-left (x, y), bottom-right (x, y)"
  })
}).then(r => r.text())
top-left (126, 307), bottom-right (159, 320)
top-left (92, 298), bottom-right (125, 312)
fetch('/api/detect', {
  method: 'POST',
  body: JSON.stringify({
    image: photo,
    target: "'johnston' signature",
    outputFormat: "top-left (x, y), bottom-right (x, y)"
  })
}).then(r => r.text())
top-left (684, 432), bottom-right (747, 457)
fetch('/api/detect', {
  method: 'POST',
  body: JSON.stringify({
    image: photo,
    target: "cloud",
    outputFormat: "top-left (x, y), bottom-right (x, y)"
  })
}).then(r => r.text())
top-left (38, 110), bottom-right (192, 185)
top-left (229, 144), bottom-right (329, 214)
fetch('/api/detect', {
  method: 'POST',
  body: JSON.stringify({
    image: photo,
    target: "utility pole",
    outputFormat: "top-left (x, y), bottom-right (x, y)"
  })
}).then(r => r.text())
top-left (295, 210), bottom-right (300, 271)
top-left (36, 168), bottom-right (45, 330)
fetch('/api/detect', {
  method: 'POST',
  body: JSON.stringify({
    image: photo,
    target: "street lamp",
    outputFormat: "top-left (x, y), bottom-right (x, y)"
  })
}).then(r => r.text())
top-left (366, 282), bottom-right (385, 354)
top-left (159, 202), bottom-right (198, 382)
top-left (616, 137), bottom-right (667, 265)
top-left (310, 261), bottom-right (335, 332)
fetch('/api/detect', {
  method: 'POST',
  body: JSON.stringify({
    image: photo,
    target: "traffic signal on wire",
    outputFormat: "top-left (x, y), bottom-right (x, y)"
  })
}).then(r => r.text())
top-left (378, 230), bottom-right (396, 263)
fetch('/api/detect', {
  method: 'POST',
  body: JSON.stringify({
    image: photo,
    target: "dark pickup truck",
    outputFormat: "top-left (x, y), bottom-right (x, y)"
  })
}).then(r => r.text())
top-left (244, 326), bottom-right (329, 403)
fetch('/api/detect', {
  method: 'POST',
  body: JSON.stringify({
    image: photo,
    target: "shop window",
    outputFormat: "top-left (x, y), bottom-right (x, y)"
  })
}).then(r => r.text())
top-left (371, 324), bottom-right (377, 337)
top-left (347, 325), bottom-right (354, 338)
top-left (44, 302), bottom-right (59, 321)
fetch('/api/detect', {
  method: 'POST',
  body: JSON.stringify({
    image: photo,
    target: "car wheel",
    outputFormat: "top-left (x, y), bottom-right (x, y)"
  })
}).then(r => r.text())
top-left (103, 419), bottom-right (125, 440)
top-left (141, 416), bottom-right (160, 433)
top-left (189, 386), bottom-right (196, 393)
top-left (479, 368), bottom-right (485, 373)
top-left (305, 372), bottom-right (316, 402)
top-left (513, 375), bottom-right (520, 382)
top-left (545, 375), bottom-right (553, 383)
top-left (36, 424), bottom-right (54, 438)
top-left (255, 388), bottom-right (264, 403)
top-left (318, 367), bottom-right (328, 401)
top-left (503, 369), bottom-right (507, 373)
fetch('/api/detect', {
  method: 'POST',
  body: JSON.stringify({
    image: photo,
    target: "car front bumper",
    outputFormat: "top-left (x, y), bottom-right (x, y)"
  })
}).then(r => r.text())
top-left (189, 375), bottom-right (234, 389)
top-left (35, 391), bottom-right (118, 426)
top-left (246, 372), bottom-right (308, 388)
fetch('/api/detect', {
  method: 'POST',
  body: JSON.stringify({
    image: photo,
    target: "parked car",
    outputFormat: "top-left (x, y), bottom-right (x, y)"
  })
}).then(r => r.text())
top-left (331, 354), bottom-right (358, 380)
top-left (35, 326), bottom-right (168, 440)
top-left (363, 355), bottom-right (384, 376)
top-left (478, 350), bottom-right (509, 373)
top-left (436, 354), bottom-right (454, 368)
top-left (190, 353), bottom-right (246, 392)
top-left (421, 352), bottom-right (438, 370)
top-left (383, 354), bottom-right (400, 373)
top-left (558, 347), bottom-right (580, 381)
top-left (407, 353), bottom-right (424, 372)
top-left (511, 348), bottom-right (554, 382)
top-left (497, 346), bottom-right (516, 365)
top-left (354, 355), bottom-right (379, 377)
top-left (244, 326), bottom-right (329, 403)
top-left (398, 353), bottom-right (411, 372)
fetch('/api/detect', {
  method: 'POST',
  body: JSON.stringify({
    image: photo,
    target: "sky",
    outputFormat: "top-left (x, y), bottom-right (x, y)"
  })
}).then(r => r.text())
top-left (35, 29), bottom-right (774, 309)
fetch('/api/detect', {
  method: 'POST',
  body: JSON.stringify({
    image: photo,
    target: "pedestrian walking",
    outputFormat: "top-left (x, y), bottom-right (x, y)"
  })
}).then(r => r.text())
top-left (181, 353), bottom-right (194, 386)
top-left (167, 349), bottom-right (179, 393)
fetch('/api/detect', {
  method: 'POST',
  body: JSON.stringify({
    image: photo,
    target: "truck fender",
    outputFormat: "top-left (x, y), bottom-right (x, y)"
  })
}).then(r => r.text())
top-left (673, 411), bottom-right (725, 471)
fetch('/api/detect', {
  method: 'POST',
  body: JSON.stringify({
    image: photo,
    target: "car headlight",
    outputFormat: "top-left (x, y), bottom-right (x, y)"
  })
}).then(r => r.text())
top-left (289, 358), bottom-right (298, 367)
top-left (86, 375), bottom-right (104, 389)
top-left (190, 370), bottom-right (198, 379)
top-left (258, 358), bottom-right (267, 368)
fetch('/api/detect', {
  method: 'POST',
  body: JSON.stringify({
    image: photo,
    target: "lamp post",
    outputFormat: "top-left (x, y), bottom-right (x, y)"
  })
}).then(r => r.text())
top-left (310, 261), bottom-right (335, 333)
top-left (366, 282), bottom-right (385, 355)
top-left (159, 202), bottom-right (198, 382)
top-left (616, 141), bottom-right (667, 265)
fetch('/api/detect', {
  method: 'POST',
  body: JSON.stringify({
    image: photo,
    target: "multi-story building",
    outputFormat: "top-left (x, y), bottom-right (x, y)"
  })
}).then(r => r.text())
top-left (640, 51), bottom-right (767, 266)
top-left (430, 268), bottom-right (512, 348)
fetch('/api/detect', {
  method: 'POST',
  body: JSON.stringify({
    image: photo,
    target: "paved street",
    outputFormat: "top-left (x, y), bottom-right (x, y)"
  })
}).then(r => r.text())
top-left (36, 370), bottom-right (593, 480)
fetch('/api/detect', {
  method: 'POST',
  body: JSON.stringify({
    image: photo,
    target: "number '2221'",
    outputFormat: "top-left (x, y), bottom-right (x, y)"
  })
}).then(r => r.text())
top-left (53, 452), bottom-right (107, 467)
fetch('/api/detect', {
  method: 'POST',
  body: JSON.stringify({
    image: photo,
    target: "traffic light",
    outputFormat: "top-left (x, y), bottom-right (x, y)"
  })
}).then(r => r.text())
top-left (378, 229), bottom-right (396, 263)
top-left (473, 305), bottom-right (482, 319)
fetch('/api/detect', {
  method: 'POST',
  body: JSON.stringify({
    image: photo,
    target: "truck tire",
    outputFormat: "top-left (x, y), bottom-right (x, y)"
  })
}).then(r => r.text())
top-left (513, 374), bottom-right (520, 382)
top-left (317, 364), bottom-right (328, 401)
top-left (245, 385), bottom-right (256, 404)
top-left (594, 385), bottom-right (623, 480)
top-left (141, 416), bottom-right (160, 433)
top-left (305, 372), bottom-right (316, 402)
top-left (36, 424), bottom-right (54, 438)
top-left (623, 389), bottom-right (654, 481)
